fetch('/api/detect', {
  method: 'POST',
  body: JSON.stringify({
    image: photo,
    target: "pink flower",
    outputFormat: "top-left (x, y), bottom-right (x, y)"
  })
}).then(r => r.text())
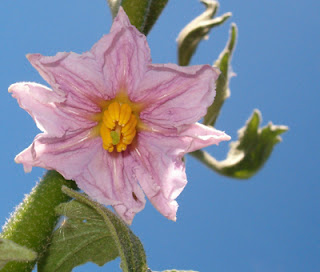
top-left (9, 8), bottom-right (230, 224)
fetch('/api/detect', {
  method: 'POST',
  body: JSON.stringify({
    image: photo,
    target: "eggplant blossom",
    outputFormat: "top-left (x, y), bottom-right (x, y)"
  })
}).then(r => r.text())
top-left (10, 8), bottom-right (230, 224)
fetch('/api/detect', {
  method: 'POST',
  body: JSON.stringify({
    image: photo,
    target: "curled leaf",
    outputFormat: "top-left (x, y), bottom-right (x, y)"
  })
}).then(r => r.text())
top-left (177, 0), bottom-right (231, 66)
top-left (192, 110), bottom-right (288, 179)
top-left (0, 239), bottom-right (36, 270)
top-left (204, 23), bottom-right (237, 126)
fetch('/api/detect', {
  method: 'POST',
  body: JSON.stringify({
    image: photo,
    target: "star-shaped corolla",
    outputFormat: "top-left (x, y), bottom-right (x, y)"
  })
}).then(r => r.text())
top-left (9, 8), bottom-right (230, 224)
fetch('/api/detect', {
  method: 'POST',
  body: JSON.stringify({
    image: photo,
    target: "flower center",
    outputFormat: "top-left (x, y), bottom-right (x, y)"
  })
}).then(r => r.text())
top-left (100, 101), bottom-right (137, 152)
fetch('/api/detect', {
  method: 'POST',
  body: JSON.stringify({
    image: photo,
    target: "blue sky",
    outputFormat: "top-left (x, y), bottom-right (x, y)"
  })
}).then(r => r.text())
top-left (0, 0), bottom-right (319, 271)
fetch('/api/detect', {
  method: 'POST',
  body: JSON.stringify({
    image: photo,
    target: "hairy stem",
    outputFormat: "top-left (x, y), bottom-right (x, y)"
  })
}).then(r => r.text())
top-left (0, 171), bottom-right (77, 272)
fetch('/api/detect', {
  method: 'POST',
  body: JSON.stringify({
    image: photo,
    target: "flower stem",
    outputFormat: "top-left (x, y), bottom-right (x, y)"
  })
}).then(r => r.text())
top-left (0, 171), bottom-right (77, 272)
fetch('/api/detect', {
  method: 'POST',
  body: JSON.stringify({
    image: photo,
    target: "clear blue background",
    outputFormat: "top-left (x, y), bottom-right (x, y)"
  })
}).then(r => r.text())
top-left (1, 0), bottom-right (319, 271)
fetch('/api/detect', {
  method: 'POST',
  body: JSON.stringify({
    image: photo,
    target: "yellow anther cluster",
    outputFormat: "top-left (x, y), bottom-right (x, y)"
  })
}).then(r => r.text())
top-left (100, 102), bottom-right (137, 152)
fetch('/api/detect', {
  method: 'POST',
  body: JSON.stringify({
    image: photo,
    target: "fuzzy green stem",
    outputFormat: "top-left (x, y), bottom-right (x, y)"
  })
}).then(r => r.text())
top-left (0, 171), bottom-right (77, 272)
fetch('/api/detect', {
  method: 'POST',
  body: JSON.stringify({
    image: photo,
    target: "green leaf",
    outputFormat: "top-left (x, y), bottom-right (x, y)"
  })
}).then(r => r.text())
top-left (121, 0), bottom-right (149, 33)
top-left (39, 187), bottom-right (148, 272)
top-left (0, 171), bottom-right (77, 272)
top-left (0, 239), bottom-right (36, 270)
top-left (177, 0), bottom-right (231, 66)
top-left (37, 200), bottom-right (118, 272)
top-left (106, 0), bottom-right (169, 35)
top-left (204, 23), bottom-right (237, 126)
top-left (141, 0), bottom-right (169, 35)
top-left (191, 110), bottom-right (288, 179)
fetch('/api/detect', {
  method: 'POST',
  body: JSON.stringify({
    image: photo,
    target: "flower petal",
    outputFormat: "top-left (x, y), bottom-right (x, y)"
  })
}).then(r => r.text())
top-left (75, 149), bottom-right (146, 224)
top-left (178, 122), bottom-right (231, 153)
top-left (91, 7), bottom-right (151, 97)
top-left (27, 52), bottom-right (107, 111)
top-left (9, 82), bottom-right (96, 137)
top-left (15, 130), bottom-right (99, 174)
top-left (15, 130), bottom-right (145, 224)
top-left (27, 8), bottom-right (151, 107)
top-left (129, 125), bottom-right (229, 221)
top-left (136, 63), bottom-right (220, 129)
top-left (129, 132), bottom-right (187, 221)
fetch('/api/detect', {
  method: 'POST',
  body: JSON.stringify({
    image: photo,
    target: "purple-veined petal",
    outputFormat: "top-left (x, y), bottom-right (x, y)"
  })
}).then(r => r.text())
top-left (136, 63), bottom-right (219, 129)
top-left (27, 52), bottom-right (107, 111)
top-left (15, 129), bottom-right (146, 224)
top-left (27, 8), bottom-right (151, 107)
top-left (15, 130), bottom-right (100, 175)
top-left (91, 7), bottom-right (151, 97)
top-left (129, 132), bottom-right (187, 221)
top-left (129, 125), bottom-right (229, 221)
top-left (9, 82), bottom-right (96, 137)
top-left (73, 149), bottom-right (146, 224)
top-left (178, 122), bottom-right (231, 153)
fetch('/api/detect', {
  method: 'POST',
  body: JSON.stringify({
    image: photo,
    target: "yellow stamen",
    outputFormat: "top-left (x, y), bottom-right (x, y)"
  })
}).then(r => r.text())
top-left (100, 124), bottom-right (113, 151)
top-left (116, 140), bottom-right (127, 152)
top-left (100, 102), bottom-right (138, 152)
top-left (122, 114), bottom-right (137, 134)
top-left (107, 145), bottom-right (114, 152)
top-left (122, 130), bottom-right (136, 144)
top-left (123, 122), bottom-right (136, 137)
top-left (103, 111), bottom-right (115, 130)
top-left (108, 102), bottom-right (120, 122)
top-left (119, 104), bottom-right (132, 126)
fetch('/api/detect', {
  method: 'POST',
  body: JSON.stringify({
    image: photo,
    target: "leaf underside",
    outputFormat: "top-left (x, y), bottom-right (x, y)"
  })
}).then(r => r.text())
top-left (38, 187), bottom-right (148, 272)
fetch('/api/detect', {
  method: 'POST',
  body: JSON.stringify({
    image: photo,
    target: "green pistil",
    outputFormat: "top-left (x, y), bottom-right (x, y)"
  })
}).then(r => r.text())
top-left (110, 131), bottom-right (120, 145)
